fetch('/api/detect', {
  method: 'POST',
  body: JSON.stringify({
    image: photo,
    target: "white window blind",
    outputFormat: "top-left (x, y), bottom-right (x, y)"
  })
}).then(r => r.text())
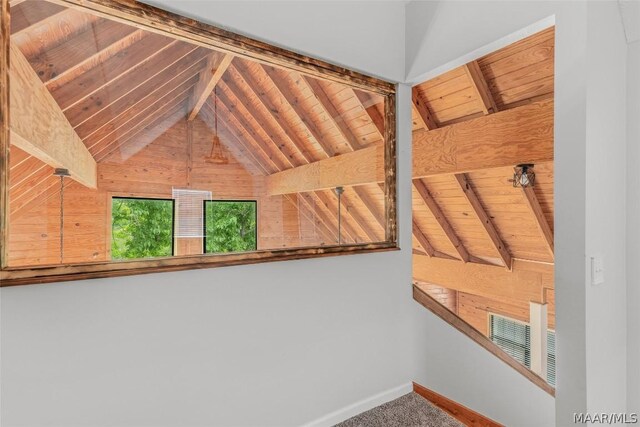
top-left (489, 314), bottom-right (556, 386)
top-left (172, 188), bottom-right (211, 238)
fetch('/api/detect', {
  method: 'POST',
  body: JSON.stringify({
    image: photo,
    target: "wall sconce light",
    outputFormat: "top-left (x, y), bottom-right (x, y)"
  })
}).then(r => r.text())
top-left (513, 164), bottom-right (535, 188)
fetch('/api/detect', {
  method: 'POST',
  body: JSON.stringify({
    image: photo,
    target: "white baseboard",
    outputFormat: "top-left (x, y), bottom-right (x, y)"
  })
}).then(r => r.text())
top-left (301, 382), bottom-right (413, 427)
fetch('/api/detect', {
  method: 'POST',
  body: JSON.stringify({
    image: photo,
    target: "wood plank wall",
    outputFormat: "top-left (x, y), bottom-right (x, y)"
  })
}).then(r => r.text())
top-left (7, 116), bottom-right (326, 266)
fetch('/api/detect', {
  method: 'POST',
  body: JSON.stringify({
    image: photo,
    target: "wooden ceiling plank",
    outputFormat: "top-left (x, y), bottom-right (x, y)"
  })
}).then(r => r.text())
top-left (50, 32), bottom-right (174, 111)
top-left (413, 178), bottom-right (470, 262)
top-left (519, 179), bottom-right (554, 259)
top-left (9, 42), bottom-right (96, 188)
top-left (464, 60), bottom-right (498, 115)
top-left (27, 18), bottom-right (137, 84)
top-left (232, 60), bottom-right (319, 163)
top-left (302, 76), bottom-right (362, 150)
top-left (10, 1), bottom-right (67, 35)
top-left (261, 64), bottom-right (337, 156)
top-left (412, 87), bottom-right (438, 131)
top-left (187, 52), bottom-right (233, 121)
top-left (75, 46), bottom-right (209, 140)
top-left (353, 89), bottom-right (384, 139)
top-left (86, 72), bottom-right (199, 157)
top-left (454, 173), bottom-right (512, 269)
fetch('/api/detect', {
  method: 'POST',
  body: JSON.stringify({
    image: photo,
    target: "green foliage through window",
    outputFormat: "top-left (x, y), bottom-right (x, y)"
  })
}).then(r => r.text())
top-left (111, 198), bottom-right (174, 260)
top-left (204, 201), bottom-right (257, 254)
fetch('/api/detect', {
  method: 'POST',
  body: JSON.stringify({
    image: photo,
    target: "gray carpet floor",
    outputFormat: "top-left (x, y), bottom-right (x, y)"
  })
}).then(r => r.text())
top-left (335, 392), bottom-right (464, 427)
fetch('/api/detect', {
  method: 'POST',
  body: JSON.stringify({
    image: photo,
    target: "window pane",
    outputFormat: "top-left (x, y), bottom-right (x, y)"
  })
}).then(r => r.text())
top-left (490, 315), bottom-right (531, 368)
top-left (204, 201), bottom-right (256, 254)
top-left (111, 198), bottom-right (174, 260)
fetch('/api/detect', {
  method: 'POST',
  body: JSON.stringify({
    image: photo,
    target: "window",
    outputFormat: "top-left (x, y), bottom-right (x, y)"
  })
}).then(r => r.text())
top-left (489, 314), bottom-right (556, 386)
top-left (203, 201), bottom-right (257, 254)
top-left (111, 197), bottom-right (175, 260)
top-left (0, 0), bottom-right (397, 286)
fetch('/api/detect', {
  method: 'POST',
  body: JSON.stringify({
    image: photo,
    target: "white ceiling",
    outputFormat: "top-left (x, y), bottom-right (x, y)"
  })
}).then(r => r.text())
top-left (619, 0), bottom-right (640, 43)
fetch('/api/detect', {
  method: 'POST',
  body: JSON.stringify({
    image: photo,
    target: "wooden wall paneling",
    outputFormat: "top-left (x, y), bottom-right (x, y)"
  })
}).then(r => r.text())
top-left (415, 283), bottom-right (458, 314)
top-left (0, 0), bottom-right (7, 267)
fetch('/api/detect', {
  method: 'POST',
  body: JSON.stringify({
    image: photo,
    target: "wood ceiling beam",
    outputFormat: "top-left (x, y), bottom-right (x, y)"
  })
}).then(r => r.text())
top-left (464, 60), bottom-right (498, 114)
top-left (9, 42), bottom-right (96, 188)
top-left (10, 2), bottom-right (67, 35)
top-left (264, 99), bottom-right (554, 195)
top-left (187, 52), bottom-right (233, 121)
top-left (454, 173), bottom-right (512, 269)
top-left (413, 178), bottom-right (470, 262)
top-left (412, 87), bottom-right (438, 131)
top-left (413, 99), bottom-right (554, 177)
top-left (266, 144), bottom-right (384, 195)
top-left (413, 255), bottom-right (553, 303)
top-left (519, 180), bottom-right (554, 259)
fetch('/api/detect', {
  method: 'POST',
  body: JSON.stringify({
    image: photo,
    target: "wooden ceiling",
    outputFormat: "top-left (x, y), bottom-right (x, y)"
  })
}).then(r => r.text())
top-left (412, 27), bottom-right (555, 267)
top-left (7, 0), bottom-right (554, 264)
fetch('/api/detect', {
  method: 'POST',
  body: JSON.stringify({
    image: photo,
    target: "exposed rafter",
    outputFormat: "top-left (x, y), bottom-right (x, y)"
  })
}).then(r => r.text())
top-left (412, 219), bottom-right (434, 257)
top-left (464, 60), bottom-right (498, 115)
top-left (9, 42), bottom-right (96, 188)
top-left (412, 87), bottom-right (438, 131)
top-left (413, 179), bottom-right (470, 262)
top-left (519, 181), bottom-right (555, 259)
top-left (188, 52), bottom-right (233, 121)
top-left (454, 173), bottom-right (512, 269)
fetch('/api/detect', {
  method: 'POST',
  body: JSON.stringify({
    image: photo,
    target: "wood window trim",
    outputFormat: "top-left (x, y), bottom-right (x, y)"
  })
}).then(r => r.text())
top-left (0, 0), bottom-right (398, 287)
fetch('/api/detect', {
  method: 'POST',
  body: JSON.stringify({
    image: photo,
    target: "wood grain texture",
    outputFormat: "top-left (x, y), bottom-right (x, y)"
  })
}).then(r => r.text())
top-left (412, 285), bottom-right (555, 396)
top-left (413, 254), bottom-right (552, 303)
top-left (413, 179), bottom-right (469, 262)
top-left (188, 52), bottom-right (232, 121)
top-left (454, 173), bottom-right (512, 269)
top-left (413, 99), bottom-right (554, 178)
top-left (9, 42), bottom-right (96, 188)
top-left (413, 382), bottom-right (503, 427)
top-left (265, 145), bottom-right (384, 195)
top-left (519, 179), bottom-right (554, 259)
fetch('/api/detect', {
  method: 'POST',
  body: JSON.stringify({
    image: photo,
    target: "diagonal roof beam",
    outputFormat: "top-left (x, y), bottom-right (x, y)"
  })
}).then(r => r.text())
top-left (413, 178), bottom-right (470, 262)
top-left (519, 178), bottom-right (555, 259)
top-left (188, 52), bottom-right (233, 121)
top-left (454, 173), bottom-right (512, 269)
top-left (464, 60), bottom-right (498, 114)
top-left (412, 218), bottom-right (434, 257)
top-left (412, 87), bottom-right (438, 131)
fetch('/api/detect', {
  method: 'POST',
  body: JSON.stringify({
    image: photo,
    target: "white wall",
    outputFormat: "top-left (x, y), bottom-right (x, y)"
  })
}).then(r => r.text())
top-left (145, 0), bottom-right (406, 83)
top-left (0, 2), bottom-right (417, 426)
top-left (584, 1), bottom-right (628, 415)
top-left (628, 39), bottom-right (640, 415)
top-left (406, 2), bottom-right (591, 425)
